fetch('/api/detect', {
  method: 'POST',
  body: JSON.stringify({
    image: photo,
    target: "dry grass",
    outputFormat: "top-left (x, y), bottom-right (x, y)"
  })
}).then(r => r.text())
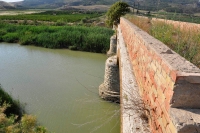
top-left (125, 15), bottom-right (200, 68)
top-left (125, 15), bottom-right (151, 34)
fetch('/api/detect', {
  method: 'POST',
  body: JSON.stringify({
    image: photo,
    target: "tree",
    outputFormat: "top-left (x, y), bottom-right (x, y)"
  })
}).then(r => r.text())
top-left (106, 2), bottom-right (130, 27)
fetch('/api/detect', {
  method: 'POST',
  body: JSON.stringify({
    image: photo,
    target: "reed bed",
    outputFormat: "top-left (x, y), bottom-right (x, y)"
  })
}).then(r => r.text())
top-left (0, 23), bottom-right (113, 53)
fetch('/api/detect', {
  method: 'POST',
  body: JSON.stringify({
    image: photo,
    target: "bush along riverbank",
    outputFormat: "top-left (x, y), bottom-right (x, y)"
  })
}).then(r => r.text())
top-left (0, 22), bottom-right (113, 53)
top-left (0, 85), bottom-right (47, 133)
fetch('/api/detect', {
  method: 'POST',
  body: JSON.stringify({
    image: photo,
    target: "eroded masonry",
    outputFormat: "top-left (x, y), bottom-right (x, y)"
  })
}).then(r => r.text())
top-left (99, 17), bottom-right (200, 133)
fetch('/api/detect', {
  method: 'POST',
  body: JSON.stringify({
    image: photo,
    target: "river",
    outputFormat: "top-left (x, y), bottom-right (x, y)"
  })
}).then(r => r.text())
top-left (0, 43), bottom-right (120, 133)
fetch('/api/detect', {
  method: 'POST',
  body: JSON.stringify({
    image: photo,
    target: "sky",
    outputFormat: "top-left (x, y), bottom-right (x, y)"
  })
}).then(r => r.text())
top-left (1, 0), bottom-right (23, 2)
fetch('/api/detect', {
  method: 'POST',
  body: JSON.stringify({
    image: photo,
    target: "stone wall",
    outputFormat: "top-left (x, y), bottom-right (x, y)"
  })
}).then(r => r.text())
top-left (118, 25), bottom-right (150, 133)
top-left (119, 17), bottom-right (200, 133)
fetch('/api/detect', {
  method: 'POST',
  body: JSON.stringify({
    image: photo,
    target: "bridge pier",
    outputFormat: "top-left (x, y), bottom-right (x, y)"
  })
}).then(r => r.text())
top-left (99, 55), bottom-right (120, 103)
top-left (107, 35), bottom-right (117, 57)
top-left (99, 35), bottom-right (120, 103)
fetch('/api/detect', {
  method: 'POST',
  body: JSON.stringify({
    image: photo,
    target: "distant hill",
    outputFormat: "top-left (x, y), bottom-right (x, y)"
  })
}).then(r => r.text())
top-left (22, 0), bottom-right (118, 6)
top-left (0, 1), bottom-right (15, 10)
top-left (131, 0), bottom-right (200, 13)
top-left (2, 0), bottom-right (200, 13)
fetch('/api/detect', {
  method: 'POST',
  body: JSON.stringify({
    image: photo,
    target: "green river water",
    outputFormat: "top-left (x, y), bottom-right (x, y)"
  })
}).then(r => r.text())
top-left (0, 43), bottom-right (120, 133)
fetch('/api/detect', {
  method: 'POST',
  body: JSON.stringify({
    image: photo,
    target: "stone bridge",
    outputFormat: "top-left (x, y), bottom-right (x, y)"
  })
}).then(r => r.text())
top-left (99, 17), bottom-right (200, 133)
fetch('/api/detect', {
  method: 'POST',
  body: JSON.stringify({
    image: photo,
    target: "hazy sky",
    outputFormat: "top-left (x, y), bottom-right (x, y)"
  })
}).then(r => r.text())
top-left (1, 0), bottom-right (23, 2)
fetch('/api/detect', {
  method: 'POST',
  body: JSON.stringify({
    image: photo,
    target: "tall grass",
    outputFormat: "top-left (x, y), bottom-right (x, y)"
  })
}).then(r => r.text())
top-left (0, 23), bottom-right (113, 53)
top-left (126, 15), bottom-right (200, 68)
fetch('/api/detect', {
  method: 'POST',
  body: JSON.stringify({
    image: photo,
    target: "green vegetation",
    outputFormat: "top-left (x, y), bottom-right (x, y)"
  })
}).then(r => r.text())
top-left (126, 15), bottom-right (200, 68)
top-left (150, 22), bottom-right (200, 67)
top-left (106, 2), bottom-right (130, 27)
top-left (0, 11), bottom-right (103, 23)
top-left (0, 22), bottom-right (113, 53)
top-left (0, 85), bottom-right (47, 133)
top-left (0, 85), bottom-right (22, 118)
top-left (0, 11), bottom-right (113, 53)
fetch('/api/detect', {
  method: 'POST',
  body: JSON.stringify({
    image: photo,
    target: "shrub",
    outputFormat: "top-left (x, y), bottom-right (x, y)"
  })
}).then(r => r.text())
top-left (106, 2), bottom-right (130, 27)
top-left (0, 23), bottom-right (113, 53)
top-left (0, 29), bottom-right (7, 36)
top-left (69, 45), bottom-right (78, 50)
top-left (0, 105), bottom-right (47, 133)
top-left (19, 31), bottom-right (36, 45)
top-left (2, 33), bottom-right (19, 43)
top-left (0, 30), bottom-right (7, 41)
top-left (55, 19), bottom-right (66, 26)
top-left (20, 34), bottom-right (36, 45)
top-left (0, 85), bottom-right (47, 133)
top-left (0, 85), bottom-right (22, 118)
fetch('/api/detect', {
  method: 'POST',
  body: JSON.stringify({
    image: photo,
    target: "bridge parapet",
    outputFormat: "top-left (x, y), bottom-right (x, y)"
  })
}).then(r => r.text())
top-left (119, 17), bottom-right (200, 133)
top-left (118, 25), bottom-right (150, 133)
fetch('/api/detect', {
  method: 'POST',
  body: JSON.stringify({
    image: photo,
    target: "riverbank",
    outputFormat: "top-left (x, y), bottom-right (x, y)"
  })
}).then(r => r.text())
top-left (0, 85), bottom-right (47, 132)
top-left (0, 22), bottom-right (113, 53)
top-left (0, 85), bottom-right (22, 118)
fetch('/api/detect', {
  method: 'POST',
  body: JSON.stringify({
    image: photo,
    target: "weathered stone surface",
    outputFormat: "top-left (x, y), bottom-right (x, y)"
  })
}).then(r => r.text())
top-left (177, 72), bottom-right (200, 84)
top-left (107, 35), bottom-right (117, 57)
top-left (172, 78), bottom-right (200, 108)
top-left (120, 17), bottom-right (200, 74)
top-left (118, 25), bottom-right (150, 133)
top-left (99, 55), bottom-right (120, 102)
top-left (120, 17), bottom-right (200, 133)
top-left (120, 17), bottom-right (177, 132)
top-left (170, 108), bottom-right (200, 133)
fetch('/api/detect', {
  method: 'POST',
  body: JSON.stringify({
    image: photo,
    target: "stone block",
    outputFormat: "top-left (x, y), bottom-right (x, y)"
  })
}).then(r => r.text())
top-left (107, 35), bottom-right (117, 57)
top-left (171, 79), bottom-right (200, 108)
top-left (120, 17), bottom-right (200, 133)
top-left (99, 55), bottom-right (120, 103)
top-left (170, 108), bottom-right (200, 133)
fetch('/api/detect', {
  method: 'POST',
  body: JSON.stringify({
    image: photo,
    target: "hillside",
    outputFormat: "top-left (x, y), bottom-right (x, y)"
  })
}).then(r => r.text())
top-left (0, 1), bottom-right (15, 10)
top-left (132, 0), bottom-right (200, 13)
top-left (2, 0), bottom-right (200, 13)
top-left (22, 0), bottom-right (118, 6)
top-left (20, 0), bottom-right (118, 9)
